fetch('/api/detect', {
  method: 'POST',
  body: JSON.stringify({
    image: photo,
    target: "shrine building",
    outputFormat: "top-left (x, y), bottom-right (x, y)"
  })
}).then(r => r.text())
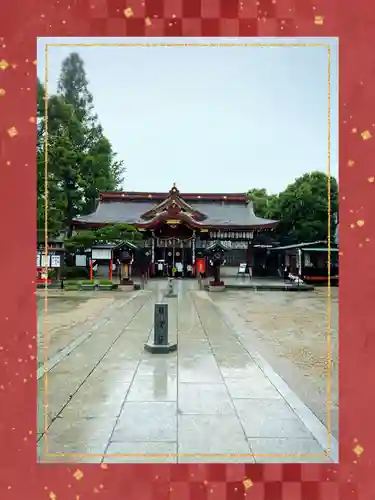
top-left (72, 184), bottom-right (279, 277)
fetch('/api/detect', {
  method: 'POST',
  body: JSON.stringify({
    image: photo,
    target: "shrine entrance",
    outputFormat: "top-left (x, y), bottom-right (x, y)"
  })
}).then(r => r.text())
top-left (153, 223), bottom-right (195, 278)
top-left (155, 239), bottom-right (193, 277)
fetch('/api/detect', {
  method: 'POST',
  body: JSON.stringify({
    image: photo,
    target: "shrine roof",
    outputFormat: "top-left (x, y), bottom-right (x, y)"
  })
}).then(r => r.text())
top-left (99, 191), bottom-right (249, 202)
top-left (73, 188), bottom-right (278, 229)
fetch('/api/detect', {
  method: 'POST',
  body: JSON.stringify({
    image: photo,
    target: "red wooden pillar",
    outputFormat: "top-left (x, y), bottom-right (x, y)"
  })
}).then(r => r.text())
top-left (109, 259), bottom-right (113, 280)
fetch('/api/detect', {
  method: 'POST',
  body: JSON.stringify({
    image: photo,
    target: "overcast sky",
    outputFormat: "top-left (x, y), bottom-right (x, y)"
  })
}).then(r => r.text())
top-left (37, 37), bottom-right (338, 194)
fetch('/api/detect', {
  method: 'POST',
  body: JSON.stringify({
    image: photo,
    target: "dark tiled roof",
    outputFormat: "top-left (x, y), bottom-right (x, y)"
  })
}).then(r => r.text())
top-left (73, 199), bottom-right (277, 228)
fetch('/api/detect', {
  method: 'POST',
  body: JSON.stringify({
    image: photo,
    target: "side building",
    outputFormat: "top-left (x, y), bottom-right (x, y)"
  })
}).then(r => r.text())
top-left (72, 184), bottom-right (279, 277)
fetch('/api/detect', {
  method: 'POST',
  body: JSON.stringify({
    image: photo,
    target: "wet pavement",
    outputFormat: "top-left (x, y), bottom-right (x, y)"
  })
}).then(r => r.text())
top-left (209, 287), bottom-right (339, 440)
top-left (37, 280), bottom-right (337, 463)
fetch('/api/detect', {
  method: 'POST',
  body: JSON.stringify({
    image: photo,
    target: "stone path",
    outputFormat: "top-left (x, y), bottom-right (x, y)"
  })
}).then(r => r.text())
top-left (38, 280), bottom-right (336, 463)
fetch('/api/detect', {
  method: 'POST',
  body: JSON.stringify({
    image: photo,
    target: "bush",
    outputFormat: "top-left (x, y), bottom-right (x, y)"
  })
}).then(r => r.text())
top-left (63, 266), bottom-right (89, 280)
top-left (65, 279), bottom-right (113, 285)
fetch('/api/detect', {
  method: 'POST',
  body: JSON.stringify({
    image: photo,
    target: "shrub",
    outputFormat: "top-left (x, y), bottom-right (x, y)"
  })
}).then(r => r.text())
top-left (64, 266), bottom-right (89, 280)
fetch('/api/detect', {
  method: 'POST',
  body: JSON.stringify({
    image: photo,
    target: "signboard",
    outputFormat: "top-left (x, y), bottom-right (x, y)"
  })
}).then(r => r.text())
top-left (92, 248), bottom-right (112, 260)
top-left (75, 254), bottom-right (87, 267)
top-left (238, 263), bottom-right (247, 274)
top-left (50, 255), bottom-right (61, 268)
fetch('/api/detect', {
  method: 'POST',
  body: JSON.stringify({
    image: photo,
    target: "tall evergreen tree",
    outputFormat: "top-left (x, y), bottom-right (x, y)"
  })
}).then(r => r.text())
top-left (56, 52), bottom-right (125, 217)
top-left (37, 53), bottom-right (126, 236)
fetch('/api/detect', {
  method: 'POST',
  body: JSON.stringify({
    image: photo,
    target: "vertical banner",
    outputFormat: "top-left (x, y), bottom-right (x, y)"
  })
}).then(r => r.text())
top-left (41, 254), bottom-right (50, 268)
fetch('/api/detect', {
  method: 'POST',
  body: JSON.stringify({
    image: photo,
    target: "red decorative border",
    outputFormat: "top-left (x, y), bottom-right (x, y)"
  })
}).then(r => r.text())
top-left (1, 0), bottom-right (375, 499)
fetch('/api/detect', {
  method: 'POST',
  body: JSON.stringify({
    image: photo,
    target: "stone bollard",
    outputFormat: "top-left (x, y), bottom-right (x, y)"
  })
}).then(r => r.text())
top-left (144, 303), bottom-right (177, 353)
top-left (165, 277), bottom-right (177, 298)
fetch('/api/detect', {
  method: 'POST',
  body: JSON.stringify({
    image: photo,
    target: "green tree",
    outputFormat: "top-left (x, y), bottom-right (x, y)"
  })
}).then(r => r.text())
top-left (269, 172), bottom-right (338, 244)
top-left (247, 188), bottom-right (279, 218)
top-left (37, 53), bottom-right (126, 237)
top-left (64, 224), bottom-right (140, 253)
top-left (57, 52), bottom-right (125, 216)
top-left (57, 52), bottom-right (94, 124)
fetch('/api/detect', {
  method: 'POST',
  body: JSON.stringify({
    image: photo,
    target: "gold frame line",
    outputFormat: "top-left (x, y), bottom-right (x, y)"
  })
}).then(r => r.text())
top-left (43, 43), bottom-right (50, 458)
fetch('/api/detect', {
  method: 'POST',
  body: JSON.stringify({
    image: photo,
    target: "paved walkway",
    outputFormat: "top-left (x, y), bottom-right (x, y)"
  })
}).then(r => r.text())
top-left (38, 280), bottom-right (336, 463)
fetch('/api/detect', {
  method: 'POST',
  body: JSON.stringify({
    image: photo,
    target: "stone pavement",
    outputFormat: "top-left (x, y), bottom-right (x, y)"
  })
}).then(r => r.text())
top-left (38, 280), bottom-right (336, 463)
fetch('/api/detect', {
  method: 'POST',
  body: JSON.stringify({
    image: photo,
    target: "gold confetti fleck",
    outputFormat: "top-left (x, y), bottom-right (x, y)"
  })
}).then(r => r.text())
top-left (365, 237), bottom-right (370, 242)
top-left (7, 126), bottom-right (18, 138)
top-left (29, 117), bottom-right (36, 123)
top-left (6, 161), bottom-right (11, 165)
top-left (353, 444), bottom-right (364, 457)
top-left (352, 127), bottom-right (357, 133)
top-left (361, 130), bottom-right (372, 140)
top-left (359, 243), bottom-right (363, 248)
top-left (73, 469), bottom-right (84, 481)
top-left (100, 464), bottom-right (108, 469)
top-left (0, 88), bottom-right (5, 96)
top-left (49, 493), bottom-right (56, 500)
top-left (145, 17), bottom-right (152, 26)
top-left (314, 15), bottom-right (324, 25)
top-left (93, 488), bottom-right (99, 493)
top-left (124, 7), bottom-right (133, 17)
top-left (243, 478), bottom-right (253, 490)
top-left (350, 224), bottom-right (355, 229)
top-left (12, 63), bottom-right (17, 69)
top-left (0, 59), bottom-right (9, 70)
top-left (347, 159), bottom-right (355, 167)
top-left (33, 60), bottom-right (37, 65)
top-left (357, 220), bottom-right (365, 227)
top-left (368, 177), bottom-right (374, 183)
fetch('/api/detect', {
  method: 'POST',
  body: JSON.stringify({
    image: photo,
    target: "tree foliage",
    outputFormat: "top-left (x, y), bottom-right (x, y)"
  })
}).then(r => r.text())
top-left (64, 224), bottom-right (141, 252)
top-left (37, 52), bottom-right (126, 237)
top-left (248, 171), bottom-right (338, 245)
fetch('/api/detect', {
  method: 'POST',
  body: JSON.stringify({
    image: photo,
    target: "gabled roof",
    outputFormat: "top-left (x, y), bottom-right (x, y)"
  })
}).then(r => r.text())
top-left (140, 183), bottom-right (207, 221)
top-left (73, 184), bottom-right (278, 230)
top-left (205, 242), bottom-right (230, 252)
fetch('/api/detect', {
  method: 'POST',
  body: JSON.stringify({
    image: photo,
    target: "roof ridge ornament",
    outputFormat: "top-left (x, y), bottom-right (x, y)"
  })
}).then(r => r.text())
top-left (170, 182), bottom-right (179, 194)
